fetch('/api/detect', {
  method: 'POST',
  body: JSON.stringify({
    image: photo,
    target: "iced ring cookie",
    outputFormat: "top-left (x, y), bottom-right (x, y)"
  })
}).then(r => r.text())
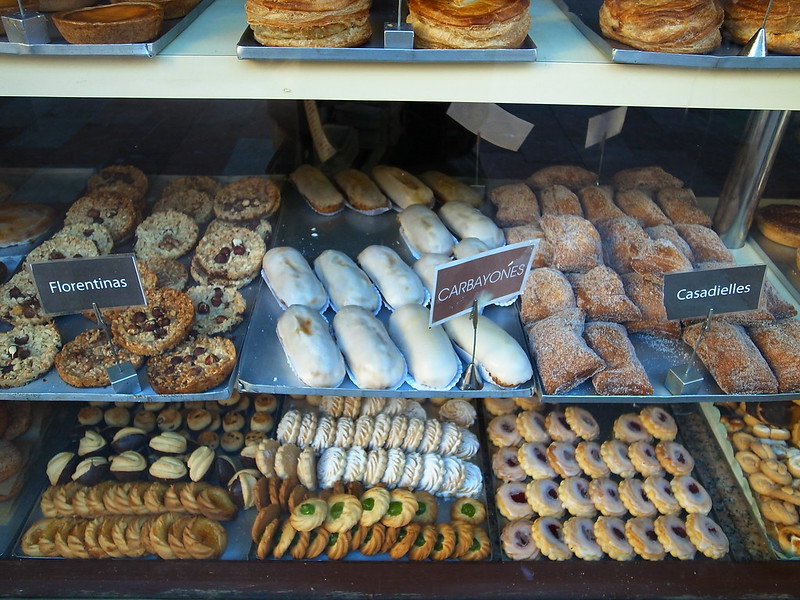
top-left (594, 516), bottom-right (635, 561)
top-left (531, 516), bottom-right (573, 561)
top-left (487, 414), bottom-right (522, 448)
top-left (545, 410), bottom-right (578, 443)
top-left (655, 441), bottom-right (695, 476)
top-left (625, 516), bottom-right (665, 561)
top-left (501, 519), bottom-right (539, 560)
top-left (492, 447), bottom-right (527, 482)
top-left (654, 514), bottom-right (696, 560)
top-left (558, 477), bottom-right (596, 518)
top-left (643, 475), bottom-right (681, 515)
top-left (640, 406), bottom-right (678, 441)
top-left (483, 397), bottom-right (516, 416)
top-left (685, 513), bottom-right (729, 559)
top-left (671, 475), bottom-right (712, 514)
top-left (496, 481), bottom-right (533, 520)
top-left (628, 441), bottom-right (664, 478)
top-left (547, 442), bottom-right (581, 478)
top-left (516, 410), bottom-right (550, 444)
top-left (588, 477), bottom-right (627, 517)
top-left (525, 479), bottom-right (564, 518)
top-left (613, 413), bottom-right (653, 444)
top-left (619, 478), bottom-right (657, 517)
top-left (575, 441), bottom-right (609, 479)
top-left (562, 516), bottom-right (603, 560)
top-left (564, 406), bottom-right (600, 441)
top-left (600, 440), bottom-right (636, 479)
top-left (518, 442), bottom-right (556, 479)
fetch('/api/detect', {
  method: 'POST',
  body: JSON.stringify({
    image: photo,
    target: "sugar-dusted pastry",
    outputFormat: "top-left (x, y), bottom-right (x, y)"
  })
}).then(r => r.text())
top-left (631, 237), bottom-right (694, 277)
top-left (568, 265), bottom-right (641, 323)
top-left (333, 305), bottom-right (406, 390)
top-left (531, 516), bottom-right (573, 560)
top-left (646, 223), bottom-right (695, 264)
top-left (262, 246), bottom-right (328, 312)
top-left (517, 410), bottom-right (550, 443)
top-left (526, 308), bottom-right (605, 395)
top-left (601, 440), bottom-right (637, 478)
top-left (673, 224), bottom-right (734, 264)
top-left (527, 165), bottom-right (598, 191)
top-left (594, 216), bottom-right (651, 274)
top-left (501, 519), bottom-right (539, 560)
top-left (357, 245), bottom-right (426, 310)
top-left (333, 169), bottom-right (390, 214)
top-left (458, 461), bottom-right (484, 498)
top-left (387, 304), bottom-right (459, 390)
top-left (276, 305), bottom-right (346, 388)
top-left (615, 189), bottom-right (671, 227)
top-left (748, 321), bottom-right (800, 393)
top-left (595, 516), bottom-right (635, 560)
top-left (685, 513), bottom-right (729, 559)
top-left (563, 516), bottom-right (604, 560)
top-left (539, 214), bottom-right (602, 273)
top-left (654, 515), bottom-right (696, 560)
top-left (314, 250), bottom-right (381, 313)
top-left (622, 273), bottom-right (681, 339)
top-left (438, 201), bottom-right (505, 249)
top-left (558, 476), bottom-right (597, 517)
top-left (489, 183), bottom-right (540, 227)
top-left (575, 441), bottom-right (610, 478)
top-left (654, 187), bottom-right (712, 225)
top-left (671, 475), bottom-right (712, 514)
top-left (626, 516), bottom-right (665, 561)
top-left (519, 267), bottom-right (576, 325)
top-left (589, 477), bottom-right (627, 517)
top-left (612, 166), bottom-right (684, 192)
top-left (628, 441), bottom-right (664, 478)
top-left (547, 441), bottom-right (582, 478)
top-left (644, 475), bottom-right (682, 515)
top-left (683, 321), bottom-right (779, 395)
top-left (539, 184), bottom-right (583, 217)
top-left (444, 312), bottom-right (533, 388)
top-left (578, 185), bottom-right (626, 222)
top-left (438, 399), bottom-right (476, 429)
top-left (372, 165), bottom-right (433, 210)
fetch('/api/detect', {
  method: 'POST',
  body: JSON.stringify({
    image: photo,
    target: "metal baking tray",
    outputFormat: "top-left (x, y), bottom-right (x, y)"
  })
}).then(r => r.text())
top-left (537, 240), bottom-right (800, 404)
top-left (236, 192), bottom-right (537, 398)
top-left (0, 0), bottom-right (213, 57)
top-left (236, 3), bottom-right (537, 62)
top-left (554, 0), bottom-right (800, 68)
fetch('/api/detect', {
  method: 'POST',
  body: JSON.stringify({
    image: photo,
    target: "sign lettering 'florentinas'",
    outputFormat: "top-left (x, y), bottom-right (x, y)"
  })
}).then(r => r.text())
top-left (430, 241), bottom-right (538, 326)
top-left (662, 264), bottom-right (766, 321)
top-left (29, 254), bottom-right (147, 316)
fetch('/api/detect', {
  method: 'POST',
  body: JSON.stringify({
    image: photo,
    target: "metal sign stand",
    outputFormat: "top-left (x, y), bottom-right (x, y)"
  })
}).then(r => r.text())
top-left (1, 0), bottom-right (49, 44)
top-left (93, 303), bottom-right (141, 394)
top-left (384, 0), bottom-right (413, 48)
top-left (664, 308), bottom-right (713, 395)
top-left (458, 298), bottom-right (484, 391)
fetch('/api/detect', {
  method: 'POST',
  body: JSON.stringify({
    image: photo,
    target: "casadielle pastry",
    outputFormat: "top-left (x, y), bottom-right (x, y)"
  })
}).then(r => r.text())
top-left (599, 0), bottom-right (724, 54)
top-left (406, 0), bottom-right (531, 49)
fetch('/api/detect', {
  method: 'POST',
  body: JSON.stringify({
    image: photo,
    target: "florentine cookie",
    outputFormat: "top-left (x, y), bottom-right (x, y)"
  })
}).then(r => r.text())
top-left (134, 210), bottom-right (199, 260)
top-left (0, 439), bottom-right (23, 483)
top-left (162, 176), bottom-right (220, 199)
top-left (205, 218), bottom-right (273, 243)
top-left (111, 288), bottom-right (194, 356)
top-left (55, 222), bottom-right (114, 255)
top-left (24, 234), bottom-right (99, 266)
top-left (64, 192), bottom-right (139, 244)
top-left (193, 225), bottom-right (265, 284)
top-left (147, 335), bottom-right (236, 395)
top-left (0, 271), bottom-right (46, 325)
top-left (186, 285), bottom-right (246, 336)
top-left (0, 322), bottom-right (61, 388)
top-left (213, 176), bottom-right (281, 222)
top-left (87, 165), bottom-right (148, 211)
top-left (141, 257), bottom-right (189, 291)
top-left (153, 189), bottom-right (214, 224)
top-left (54, 328), bottom-right (145, 388)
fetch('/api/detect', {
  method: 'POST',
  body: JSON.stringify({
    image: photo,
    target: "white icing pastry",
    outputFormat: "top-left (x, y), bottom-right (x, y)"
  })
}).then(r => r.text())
top-left (398, 205), bottom-right (454, 258)
top-left (276, 305), bottom-right (346, 388)
top-left (314, 249), bottom-right (381, 313)
top-left (262, 246), bottom-right (328, 311)
top-left (357, 245), bottom-right (427, 310)
top-left (413, 253), bottom-right (452, 295)
top-left (438, 201), bottom-right (505, 249)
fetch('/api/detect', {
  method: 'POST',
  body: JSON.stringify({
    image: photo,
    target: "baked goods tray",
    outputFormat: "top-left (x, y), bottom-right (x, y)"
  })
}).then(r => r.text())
top-left (235, 7), bottom-right (536, 62)
top-left (0, 0), bottom-right (213, 57)
top-left (553, 0), bottom-right (799, 68)
top-left (236, 192), bottom-right (537, 398)
top-left (537, 241), bottom-right (800, 404)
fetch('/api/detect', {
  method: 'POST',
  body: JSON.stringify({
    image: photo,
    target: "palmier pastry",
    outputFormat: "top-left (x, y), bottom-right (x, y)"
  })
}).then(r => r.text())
top-left (599, 0), bottom-right (723, 53)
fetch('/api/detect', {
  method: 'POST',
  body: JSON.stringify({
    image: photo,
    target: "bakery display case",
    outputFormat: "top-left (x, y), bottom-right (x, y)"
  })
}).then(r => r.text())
top-left (2, 0), bottom-right (800, 596)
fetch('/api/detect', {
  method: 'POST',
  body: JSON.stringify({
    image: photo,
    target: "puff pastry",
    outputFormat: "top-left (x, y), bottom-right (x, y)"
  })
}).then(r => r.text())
top-left (722, 0), bottom-right (800, 54)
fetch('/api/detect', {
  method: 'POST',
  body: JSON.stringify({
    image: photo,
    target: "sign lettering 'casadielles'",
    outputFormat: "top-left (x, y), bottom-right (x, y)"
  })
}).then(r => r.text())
top-left (28, 254), bottom-right (147, 316)
top-left (663, 264), bottom-right (766, 321)
top-left (430, 241), bottom-right (538, 326)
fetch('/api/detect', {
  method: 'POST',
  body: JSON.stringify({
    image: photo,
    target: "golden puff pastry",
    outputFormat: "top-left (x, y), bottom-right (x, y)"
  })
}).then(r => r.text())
top-left (722, 0), bottom-right (800, 54)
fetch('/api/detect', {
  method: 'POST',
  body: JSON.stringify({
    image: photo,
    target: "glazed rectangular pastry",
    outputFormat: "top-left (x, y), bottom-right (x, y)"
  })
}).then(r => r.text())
top-left (372, 165), bottom-right (434, 209)
top-left (313, 249), bottom-right (381, 313)
top-left (262, 246), bottom-right (328, 312)
top-left (438, 201), bottom-right (505, 249)
top-left (539, 214), bottom-right (603, 273)
top-left (419, 171), bottom-right (482, 207)
top-left (583, 321), bottom-right (653, 395)
top-left (539, 184), bottom-right (584, 217)
top-left (413, 253), bottom-right (451, 296)
top-left (276, 305), bottom-right (346, 388)
top-left (525, 308), bottom-right (605, 395)
top-left (332, 169), bottom-right (390, 214)
top-left (566, 265), bottom-right (641, 323)
top-left (398, 204), bottom-right (455, 257)
top-left (747, 321), bottom-right (800, 393)
top-left (578, 185), bottom-right (627, 222)
top-left (655, 188), bottom-right (712, 227)
top-left (489, 183), bottom-right (540, 227)
top-left (682, 320), bottom-right (778, 395)
top-left (332, 305), bottom-right (407, 389)
top-left (519, 267), bottom-right (576, 324)
top-left (289, 164), bottom-right (345, 215)
top-left (356, 245), bottom-right (427, 310)
top-left (615, 189), bottom-right (672, 227)
top-left (620, 272), bottom-right (682, 339)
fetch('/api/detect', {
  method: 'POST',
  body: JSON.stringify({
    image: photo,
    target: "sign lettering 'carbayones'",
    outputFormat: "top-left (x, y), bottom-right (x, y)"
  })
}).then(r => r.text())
top-left (430, 240), bottom-right (538, 326)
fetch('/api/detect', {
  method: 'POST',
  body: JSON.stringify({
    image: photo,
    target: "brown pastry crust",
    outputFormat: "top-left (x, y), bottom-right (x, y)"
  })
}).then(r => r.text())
top-left (748, 321), bottom-right (800, 393)
top-left (579, 185), bottom-right (627, 222)
top-left (756, 204), bottom-right (800, 247)
top-left (595, 216), bottom-right (651, 274)
top-left (673, 224), bottom-right (734, 263)
top-left (489, 183), bottom-right (540, 227)
top-left (111, 287), bottom-right (194, 356)
top-left (539, 215), bottom-right (603, 273)
top-left (527, 166), bottom-right (598, 191)
top-left (612, 166), bottom-right (685, 191)
top-left (52, 2), bottom-right (164, 45)
top-left (615, 189), bottom-right (672, 227)
top-left (722, 0), bottom-right (800, 54)
top-left (539, 185), bottom-right (583, 217)
top-left (519, 267), bottom-right (576, 324)
top-left (55, 328), bottom-right (144, 388)
top-left (655, 187), bottom-right (713, 226)
top-left (584, 321), bottom-right (654, 395)
top-left (567, 265), bottom-right (641, 322)
top-left (621, 273), bottom-right (682, 339)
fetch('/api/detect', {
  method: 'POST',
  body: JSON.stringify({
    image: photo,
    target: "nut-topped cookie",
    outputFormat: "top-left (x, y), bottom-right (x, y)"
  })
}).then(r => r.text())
top-left (65, 192), bottom-right (139, 244)
top-left (205, 217), bottom-right (273, 243)
top-left (134, 209), bottom-right (199, 260)
top-left (0, 271), bottom-right (46, 325)
top-left (111, 287), bottom-right (194, 356)
top-left (54, 328), bottom-right (145, 388)
top-left (186, 285), bottom-right (246, 335)
top-left (146, 334), bottom-right (236, 394)
top-left (162, 175), bottom-right (220, 199)
top-left (142, 257), bottom-right (188, 291)
top-left (193, 225), bottom-right (265, 284)
top-left (87, 165), bottom-right (148, 211)
top-left (24, 234), bottom-right (99, 266)
top-left (153, 189), bottom-right (214, 224)
top-left (0, 322), bottom-right (61, 388)
top-left (213, 176), bottom-right (281, 222)
top-left (54, 222), bottom-right (114, 255)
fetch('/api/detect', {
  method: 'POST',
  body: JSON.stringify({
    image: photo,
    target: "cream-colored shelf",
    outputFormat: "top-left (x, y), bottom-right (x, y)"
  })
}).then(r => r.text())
top-left (1, 0), bottom-right (800, 108)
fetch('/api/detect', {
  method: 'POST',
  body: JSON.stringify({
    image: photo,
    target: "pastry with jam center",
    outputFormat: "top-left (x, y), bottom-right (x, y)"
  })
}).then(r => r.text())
top-left (55, 328), bottom-right (144, 388)
top-left (186, 285), bottom-right (245, 336)
top-left (111, 287), bottom-right (194, 356)
top-left (146, 334), bottom-right (236, 394)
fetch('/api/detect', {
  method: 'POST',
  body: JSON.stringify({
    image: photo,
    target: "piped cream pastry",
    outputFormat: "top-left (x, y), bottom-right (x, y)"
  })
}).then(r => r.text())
top-left (380, 397), bottom-right (408, 416)
top-left (343, 447), bottom-right (367, 483)
top-left (186, 445), bottom-right (215, 482)
top-left (363, 448), bottom-right (389, 488)
top-left (46, 452), bottom-right (78, 486)
top-left (352, 416), bottom-right (374, 448)
top-left (439, 399), bottom-right (477, 428)
top-left (455, 430), bottom-right (480, 460)
top-left (398, 452), bottom-right (424, 489)
top-left (255, 439), bottom-right (280, 477)
top-left (386, 415), bottom-right (409, 449)
top-left (438, 422), bottom-right (463, 456)
top-left (149, 456), bottom-right (187, 482)
top-left (297, 446), bottom-right (317, 491)
top-left (369, 414), bottom-right (392, 450)
top-left (359, 396), bottom-right (385, 417)
top-left (276, 409), bottom-right (302, 445)
top-left (314, 249), bottom-right (381, 313)
top-left (332, 305), bottom-right (407, 389)
top-left (382, 448), bottom-right (406, 488)
top-left (318, 446), bottom-right (347, 490)
top-left (78, 430), bottom-right (108, 457)
top-left (439, 456), bottom-right (467, 497)
top-left (334, 417), bottom-right (356, 448)
top-left (311, 415), bottom-right (336, 453)
top-left (295, 411), bottom-right (318, 449)
top-left (418, 453), bottom-right (445, 494)
top-left (149, 431), bottom-right (187, 456)
top-left (403, 418), bottom-right (426, 453)
top-left (72, 456), bottom-right (109, 486)
top-left (438, 201), bottom-right (505, 249)
top-left (458, 461), bottom-right (483, 498)
top-left (418, 419), bottom-right (443, 454)
top-left (357, 245), bottom-right (427, 310)
top-left (276, 305), bottom-right (346, 388)
top-left (109, 451), bottom-right (147, 481)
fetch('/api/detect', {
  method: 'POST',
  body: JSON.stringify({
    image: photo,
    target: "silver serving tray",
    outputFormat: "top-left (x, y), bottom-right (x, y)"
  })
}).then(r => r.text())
top-left (554, 0), bottom-right (800, 69)
top-left (236, 192), bottom-right (537, 398)
top-left (236, 5), bottom-right (537, 62)
top-left (0, 0), bottom-right (213, 57)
